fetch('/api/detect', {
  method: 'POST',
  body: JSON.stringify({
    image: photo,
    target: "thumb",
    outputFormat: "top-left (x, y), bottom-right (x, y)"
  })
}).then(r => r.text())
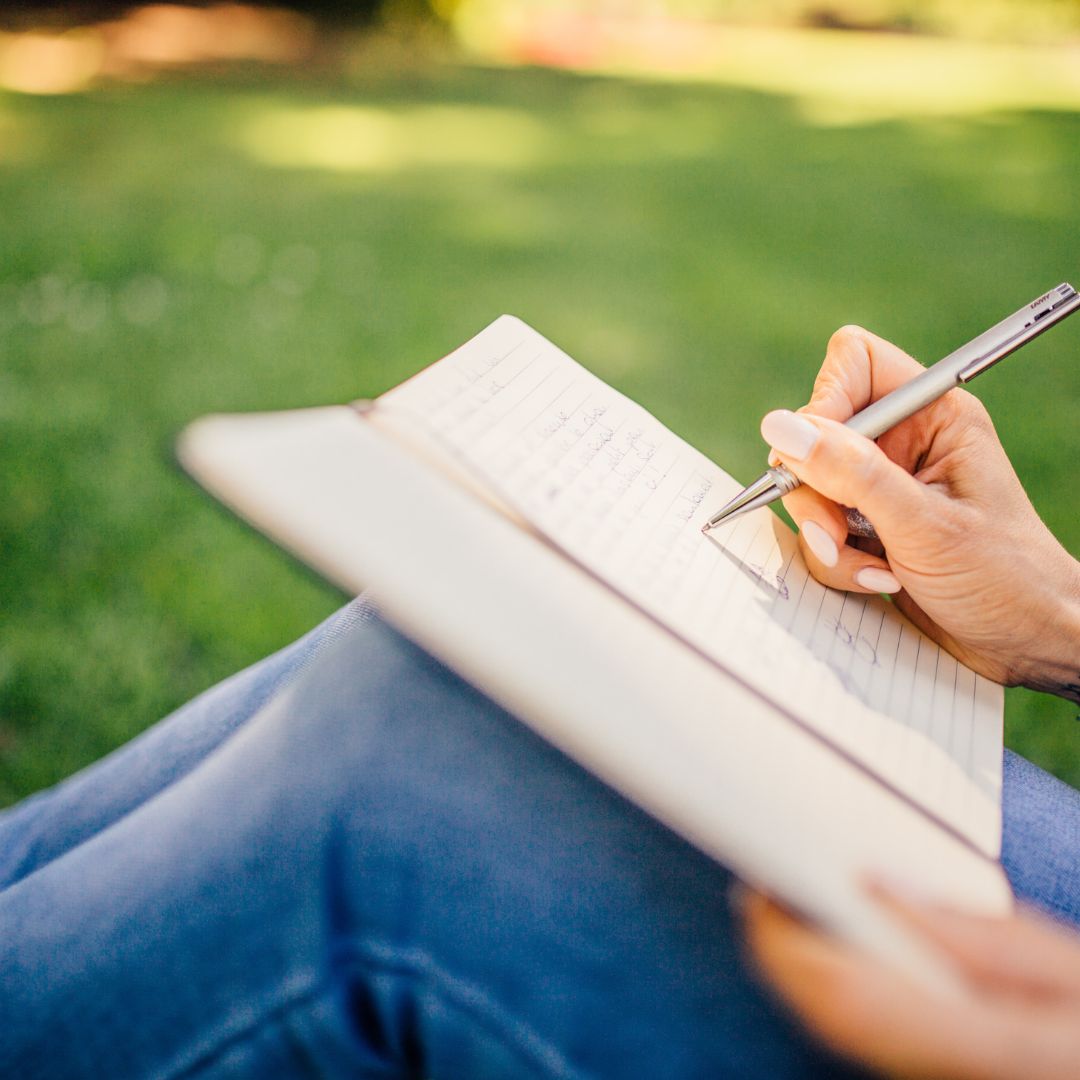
top-left (761, 409), bottom-right (931, 546)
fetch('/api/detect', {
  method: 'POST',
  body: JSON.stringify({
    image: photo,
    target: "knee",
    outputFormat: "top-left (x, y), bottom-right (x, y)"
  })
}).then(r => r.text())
top-left (250, 616), bottom-right (497, 783)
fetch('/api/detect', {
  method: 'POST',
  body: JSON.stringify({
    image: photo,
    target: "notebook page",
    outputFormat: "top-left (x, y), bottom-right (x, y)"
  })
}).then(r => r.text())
top-left (378, 316), bottom-right (1004, 855)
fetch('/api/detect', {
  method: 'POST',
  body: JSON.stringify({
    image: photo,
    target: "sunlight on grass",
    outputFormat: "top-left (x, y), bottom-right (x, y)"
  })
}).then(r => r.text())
top-left (0, 31), bottom-right (104, 95)
top-left (239, 102), bottom-right (552, 171)
top-left (455, 10), bottom-right (1080, 124)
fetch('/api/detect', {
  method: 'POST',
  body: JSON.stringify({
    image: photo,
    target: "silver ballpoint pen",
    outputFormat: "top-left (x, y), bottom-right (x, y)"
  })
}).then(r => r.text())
top-left (701, 283), bottom-right (1080, 535)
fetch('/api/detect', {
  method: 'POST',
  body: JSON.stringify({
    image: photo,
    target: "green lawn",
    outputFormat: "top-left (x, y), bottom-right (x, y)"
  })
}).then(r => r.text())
top-left (2, 46), bottom-right (1080, 805)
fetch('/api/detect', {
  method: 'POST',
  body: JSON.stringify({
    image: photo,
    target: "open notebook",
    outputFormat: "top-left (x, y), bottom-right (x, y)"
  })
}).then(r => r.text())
top-left (179, 315), bottom-right (1012, 992)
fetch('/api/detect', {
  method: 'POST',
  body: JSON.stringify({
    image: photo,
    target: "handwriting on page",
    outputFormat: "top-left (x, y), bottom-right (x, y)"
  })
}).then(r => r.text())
top-left (379, 316), bottom-right (1002, 852)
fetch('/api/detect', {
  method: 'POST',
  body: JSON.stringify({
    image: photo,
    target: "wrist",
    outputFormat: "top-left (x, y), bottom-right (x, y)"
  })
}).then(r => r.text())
top-left (1015, 560), bottom-right (1080, 704)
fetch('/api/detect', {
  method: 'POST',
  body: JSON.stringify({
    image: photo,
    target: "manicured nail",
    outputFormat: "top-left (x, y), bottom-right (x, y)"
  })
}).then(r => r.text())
top-left (801, 520), bottom-right (839, 568)
top-left (760, 410), bottom-right (820, 461)
top-left (767, 449), bottom-right (780, 467)
top-left (856, 567), bottom-right (901, 594)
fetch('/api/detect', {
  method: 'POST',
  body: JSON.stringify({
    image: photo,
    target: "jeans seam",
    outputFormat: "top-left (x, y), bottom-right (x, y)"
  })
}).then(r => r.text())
top-left (163, 948), bottom-right (591, 1080)
top-left (163, 985), bottom-right (331, 1080)
top-left (336, 937), bottom-right (596, 1080)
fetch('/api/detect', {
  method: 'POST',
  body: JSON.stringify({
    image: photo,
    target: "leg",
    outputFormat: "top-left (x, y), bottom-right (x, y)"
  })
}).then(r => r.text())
top-left (0, 597), bottom-right (379, 890)
top-left (0, 618), bottom-right (862, 1080)
top-left (1001, 748), bottom-right (1080, 929)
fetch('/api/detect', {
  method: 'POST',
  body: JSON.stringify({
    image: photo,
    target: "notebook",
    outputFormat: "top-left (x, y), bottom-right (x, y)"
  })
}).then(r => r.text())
top-left (178, 315), bottom-right (1013, 993)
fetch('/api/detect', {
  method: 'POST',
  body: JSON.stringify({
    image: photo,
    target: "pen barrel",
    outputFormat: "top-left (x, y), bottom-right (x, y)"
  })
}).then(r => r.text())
top-left (843, 283), bottom-right (1079, 441)
top-left (843, 364), bottom-right (961, 440)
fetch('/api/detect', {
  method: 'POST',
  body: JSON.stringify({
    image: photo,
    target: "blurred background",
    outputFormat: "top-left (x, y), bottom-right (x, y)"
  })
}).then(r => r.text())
top-left (2, 0), bottom-right (1079, 805)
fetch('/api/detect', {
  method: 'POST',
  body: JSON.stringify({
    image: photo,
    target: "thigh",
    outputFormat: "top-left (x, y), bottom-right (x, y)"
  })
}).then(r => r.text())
top-left (0, 618), bottom-right (861, 1080)
top-left (1001, 748), bottom-right (1080, 929)
top-left (0, 597), bottom-right (378, 890)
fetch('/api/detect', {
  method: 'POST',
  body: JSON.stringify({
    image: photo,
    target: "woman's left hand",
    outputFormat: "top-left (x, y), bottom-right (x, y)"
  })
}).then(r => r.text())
top-left (744, 890), bottom-right (1080, 1080)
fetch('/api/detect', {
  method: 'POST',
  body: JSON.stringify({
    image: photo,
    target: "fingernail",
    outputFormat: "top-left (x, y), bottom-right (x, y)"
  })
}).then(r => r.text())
top-left (801, 520), bottom-right (839, 568)
top-left (767, 449), bottom-right (780, 467)
top-left (855, 567), bottom-right (901, 594)
top-left (761, 410), bottom-right (820, 461)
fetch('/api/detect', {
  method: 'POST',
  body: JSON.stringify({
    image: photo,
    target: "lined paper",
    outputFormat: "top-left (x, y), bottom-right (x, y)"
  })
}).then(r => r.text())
top-left (378, 315), bottom-right (1003, 854)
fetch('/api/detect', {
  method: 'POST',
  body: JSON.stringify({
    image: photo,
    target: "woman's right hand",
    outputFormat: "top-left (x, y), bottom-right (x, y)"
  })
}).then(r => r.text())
top-left (762, 325), bottom-right (1080, 702)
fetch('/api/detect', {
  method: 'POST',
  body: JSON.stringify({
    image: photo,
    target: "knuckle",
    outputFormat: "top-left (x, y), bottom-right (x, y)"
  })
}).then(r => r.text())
top-left (827, 325), bottom-right (869, 352)
top-left (832, 433), bottom-right (884, 491)
top-left (953, 388), bottom-right (994, 428)
top-left (944, 387), bottom-right (984, 419)
top-left (934, 388), bottom-right (998, 439)
top-left (806, 372), bottom-right (846, 410)
top-left (861, 446), bottom-right (893, 487)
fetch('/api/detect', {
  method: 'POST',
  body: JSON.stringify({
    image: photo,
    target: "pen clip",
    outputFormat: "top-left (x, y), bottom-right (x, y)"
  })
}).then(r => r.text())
top-left (957, 283), bottom-right (1080, 383)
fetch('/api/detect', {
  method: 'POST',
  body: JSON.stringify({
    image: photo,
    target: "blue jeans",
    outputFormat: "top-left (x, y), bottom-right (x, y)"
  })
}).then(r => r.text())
top-left (0, 601), bottom-right (1077, 1078)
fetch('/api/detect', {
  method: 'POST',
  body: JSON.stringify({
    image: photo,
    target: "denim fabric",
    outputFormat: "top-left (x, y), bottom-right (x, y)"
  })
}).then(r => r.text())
top-left (0, 603), bottom-right (1073, 1078)
top-left (1001, 747), bottom-right (1080, 930)
top-left (0, 596), bottom-right (380, 891)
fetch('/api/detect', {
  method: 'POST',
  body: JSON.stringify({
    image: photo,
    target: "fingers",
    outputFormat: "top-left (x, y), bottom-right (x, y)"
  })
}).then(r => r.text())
top-left (742, 894), bottom-right (980, 1076)
top-left (764, 409), bottom-right (934, 580)
top-left (780, 485), bottom-right (901, 595)
top-left (801, 326), bottom-right (926, 423)
top-left (874, 890), bottom-right (1080, 999)
top-left (743, 894), bottom-right (1080, 1080)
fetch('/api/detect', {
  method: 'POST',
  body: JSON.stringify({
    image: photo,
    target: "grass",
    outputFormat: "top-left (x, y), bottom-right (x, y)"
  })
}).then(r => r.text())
top-left (1, 45), bottom-right (1080, 805)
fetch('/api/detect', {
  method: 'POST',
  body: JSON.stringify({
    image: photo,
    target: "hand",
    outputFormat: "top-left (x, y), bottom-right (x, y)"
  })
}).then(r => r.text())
top-left (744, 889), bottom-right (1080, 1080)
top-left (762, 325), bottom-right (1080, 702)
